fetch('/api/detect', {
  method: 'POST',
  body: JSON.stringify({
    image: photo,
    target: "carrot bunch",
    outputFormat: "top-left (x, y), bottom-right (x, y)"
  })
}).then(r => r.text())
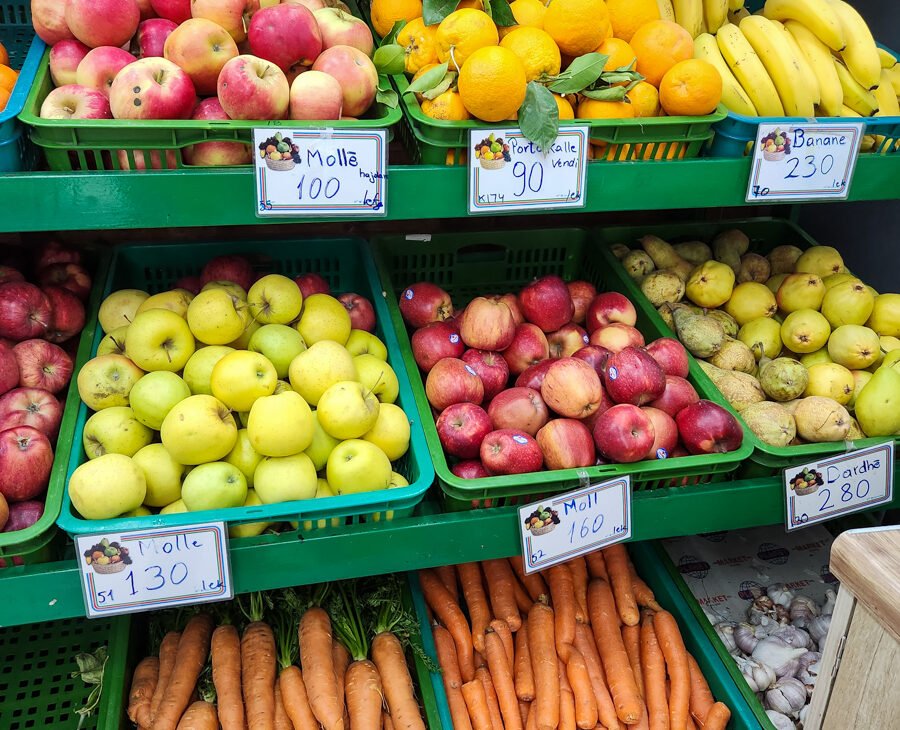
top-left (421, 545), bottom-right (733, 730)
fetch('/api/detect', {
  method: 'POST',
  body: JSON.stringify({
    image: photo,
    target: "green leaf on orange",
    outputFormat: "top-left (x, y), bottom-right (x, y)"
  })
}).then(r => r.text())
top-left (518, 81), bottom-right (559, 152)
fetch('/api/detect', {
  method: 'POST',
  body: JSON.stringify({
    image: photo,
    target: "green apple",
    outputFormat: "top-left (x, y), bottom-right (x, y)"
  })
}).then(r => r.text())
top-left (353, 354), bottom-right (399, 403)
top-left (326, 439), bottom-right (392, 494)
top-left (125, 309), bottom-right (196, 372)
top-left (160, 498), bottom-right (188, 514)
top-left (362, 402), bottom-right (410, 461)
top-left (248, 324), bottom-right (307, 378)
top-left (98, 289), bottom-right (149, 333)
top-left (228, 489), bottom-right (271, 538)
top-left (77, 353), bottom-right (144, 410)
top-left (136, 288), bottom-right (195, 319)
top-left (345, 329), bottom-right (387, 360)
top-left (288, 340), bottom-right (356, 406)
top-left (83, 406), bottom-right (153, 459)
top-left (201, 280), bottom-right (247, 301)
top-left (160, 394), bottom-right (238, 465)
top-left (210, 350), bottom-right (278, 411)
top-left (304, 410), bottom-right (341, 470)
top-left (181, 462), bottom-right (248, 511)
top-left (187, 288), bottom-right (248, 345)
top-left (296, 293), bottom-right (351, 345)
top-left (183, 345), bottom-right (235, 395)
top-left (254, 452), bottom-right (317, 503)
top-left (225, 429), bottom-right (263, 487)
top-left (317, 381), bottom-right (379, 440)
top-left (97, 325), bottom-right (128, 356)
top-left (228, 317), bottom-right (261, 350)
top-left (132, 443), bottom-right (184, 506)
top-left (248, 274), bottom-right (303, 325)
top-left (69, 453), bottom-right (146, 519)
top-left (247, 390), bottom-right (314, 456)
top-left (129, 371), bottom-right (191, 429)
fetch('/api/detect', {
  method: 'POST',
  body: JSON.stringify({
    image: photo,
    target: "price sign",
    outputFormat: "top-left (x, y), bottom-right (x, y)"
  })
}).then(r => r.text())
top-left (784, 441), bottom-right (894, 531)
top-left (254, 128), bottom-right (387, 217)
top-left (518, 475), bottom-right (631, 574)
top-left (76, 522), bottom-right (232, 618)
top-left (746, 122), bottom-right (865, 202)
top-left (468, 126), bottom-right (589, 214)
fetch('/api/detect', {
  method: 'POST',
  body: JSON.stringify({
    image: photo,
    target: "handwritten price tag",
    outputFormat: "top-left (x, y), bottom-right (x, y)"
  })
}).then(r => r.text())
top-left (518, 475), bottom-right (631, 574)
top-left (746, 122), bottom-right (865, 202)
top-left (468, 126), bottom-right (588, 214)
top-left (254, 128), bottom-right (387, 217)
top-left (784, 441), bottom-right (894, 531)
top-left (76, 522), bottom-right (232, 618)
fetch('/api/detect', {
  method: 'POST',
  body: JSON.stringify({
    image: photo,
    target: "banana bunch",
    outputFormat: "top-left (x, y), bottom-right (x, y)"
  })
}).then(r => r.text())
top-left (671, 0), bottom-right (734, 36)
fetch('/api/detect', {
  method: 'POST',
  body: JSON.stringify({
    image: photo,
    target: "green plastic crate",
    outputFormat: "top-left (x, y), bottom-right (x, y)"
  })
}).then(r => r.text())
top-left (57, 237), bottom-right (434, 536)
top-left (372, 230), bottom-right (752, 511)
top-left (593, 217), bottom-right (898, 478)
top-left (0, 614), bottom-right (130, 730)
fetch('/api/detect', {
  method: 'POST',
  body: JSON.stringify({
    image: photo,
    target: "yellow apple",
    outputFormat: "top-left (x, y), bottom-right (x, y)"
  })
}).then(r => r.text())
top-left (247, 390), bottom-right (314, 456)
top-left (181, 461), bottom-right (248, 511)
top-left (160, 498), bottom-right (188, 514)
top-left (302, 478), bottom-right (341, 530)
top-left (345, 329), bottom-right (387, 360)
top-left (132, 443), bottom-right (184, 507)
top-left (224, 429), bottom-right (263, 487)
top-left (317, 381), bottom-right (379, 439)
top-left (160, 394), bottom-right (238, 464)
top-left (304, 410), bottom-right (341, 470)
top-left (374, 472), bottom-right (410, 521)
top-left (211, 350), bottom-right (278, 411)
top-left (248, 324), bottom-right (307, 378)
top-left (99, 289), bottom-right (149, 333)
top-left (125, 309), bottom-right (196, 372)
top-left (69, 453), bottom-right (146, 519)
top-left (83, 406), bottom-right (153, 459)
top-left (228, 318), bottom-right (261, 350)
top-left (296, 293), bottom-right (351, 345)
top-left (228, 489), bottom-right (271, 538)
top-left (248, 274), bottom-right (303, 325)
top-left (361, 402), bottom-right (410, 461)
top-left (122, 505), bottom-right (152, 517)
top-left (254, 452), bottom-right (317, 503)
top-left (97, 325), bottom-right (129, 356)
top-left (353, 353), bottom-right (399, 403)
top-left (288, 340), bottom-right (356, 406)
top-left (187, 288), bottom-right (248, 345)
top-left (273, 379), bottom-right (292, 394)
top-left (183, 345), bottom-right (235, 395)
top-left (77, 353), bottom-right (144, 410)
top-left (136, 288), bottom-right (195, 318)
top-left (202, 280), bottom-right (247, 301)
top-left (129, 371), bottom-right (191, 429)
top-left (326, 439), bottom-right (392, 494)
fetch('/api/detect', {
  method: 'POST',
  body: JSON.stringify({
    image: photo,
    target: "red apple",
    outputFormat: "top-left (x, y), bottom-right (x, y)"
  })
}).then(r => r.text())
top-left (136, 0), bottom-right (155, 20)
top-left (502, 323), bottom-right (549, 375)
top-left (38, 263), bottom-right (92, 301)
top-left (451, 459), bottom-right (489, 479)
top-left (76, 46), bottom-right (136, 97)
top-left (191, 0), bottom-right (258, 44)
top-left (116, 148), bottom-right (181, 170)
top-left (411, 321), bottom-right (464, 373)
top-left (32, 0), bottom-right (76, 45)
top-left (66, 0), bottom-right (140, 49)
top-left (536, 418), bottom-right (596, 471)
top-left (458, 296), bottom-right (516, 351)
top-left (425, 357), bottom-right (484, 411)
top-left (50, 39), bottom-right (91, 86)
top-left (641, 406), bottom-right (678, 459)
top-left (150, 0), bottom-right (191, 23)
top-left (541, 357), bottom-right (603, 419)
top-left (585, 292), bottom-right (638, 333)
top-left (109, 58), bottom-right (196, 119)
top-left (0, 388), bottom-right (63, 439)
top-left (578, 386), bottom-right (614, 431)
top-left (0, 426), bottom-right (53, 501)
top-left (337, 293), bottom-right (375, 332)
top-left (480, 429), bottom-right (543, 475)
top-left (646, 337), bottom-right (689, 378)
top-left (36, 241), bottom-right (81, 270)
top-left (134, 18), bottom-right (178, 57)
top-left (518, 275), bottom-right (574, 333)
top-left (603, 346), bottom-right (666, 406)
top-left (289, 69), bottom-right (344, 120)
top-left (174, 275), bottom-right (202, 294)
top-left (675, 400), bottom-right (743, 455)
top-left (0, 345), bottom-right (19, 396)
top-left (436, 402), bottom-right (492, 459)
top-left (0, 266), bottom-right (24, 285)
top-left (593, 404), bottom-right (655, 463)
top-left (567, 280), bottom-right (597, 324)
top-left (184, 98), bottom-right (252, 166)
top-left (294, 272), bottom-right (330, 298)
top-left (164, 18), bottom-right (239, 95)
top-left (462, 349), bottom-right (509, 401)
top-left (217, 53), bottom-right (289, 120)
top-left (589, 323), bottom-right (645, 353)
top-left (201, 255), bottom-right (254, 290)
top-left (311, 45), bottom-right (378, 116)
top-left (648, 375), bottom-right (699, 417)
top-left (547, 323), bottom-right (589, 358)
top-left (515, 359), bottom-right (555, 390)
top-left (248, 3), bottom-right (322, 72)
top-left (572, 344), bottom-right (611, 377)
top-left (39, 84), bottom-right (113, 119)
top-left (42, 286), bottom-right (86, 344)
top-left (12, 340), bottom-right (73, 394)
top-left (492, 293), bottom-right (524, 325)
top-left (313, 7), bottom-right (373, 55)
top-left (399, 282), bottom-right (453, 328)
top-left (0, 283), bottom-right (51, 341)
top-left (487, 387), bottom-right (549, 435)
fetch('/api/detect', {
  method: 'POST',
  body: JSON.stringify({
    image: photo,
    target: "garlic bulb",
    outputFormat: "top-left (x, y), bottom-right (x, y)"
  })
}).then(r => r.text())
top-left (799, 704), bottom-right (810, 725)
top-left (796, 651), bottom-right (821, 688)
top-left (749, 595), bottom-right (777, 625)
top-left (768, 583), bottom-right (795, 608)
top-left (772, 624), bottom-right (814, 651)
top-left (789, 595), bottom-right (819, 628)
top-left (822, 589), bottom-right (837, 616)
top-left (735, 655), bottom-right (777, 692)
top-left (734, 622), bottom-right (760, 654)
top-left (765, 676), bottom-right (807, 716)
top-left (807, 614), bottom-right (832, 645)
top-left (765, 710), bottom-right (796, 730)
top-left (752, 635), bottom-right (808, 678)
top-left (714, 621), bottom-right (738, 653)
top-left (774, 604), bottom-right (791, 624)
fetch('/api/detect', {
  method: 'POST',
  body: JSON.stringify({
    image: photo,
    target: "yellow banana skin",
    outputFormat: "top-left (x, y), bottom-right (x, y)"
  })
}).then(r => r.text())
top-left (877, 47), bottom-right (897, 69)
top-left (825, 0), bottom-right (881, 89)
top-left (785, 20), bottom-right (843, 117)
top-left (694, 32), bottom-right (757, 115)
top-left (703, 0), bottom-right (728, 33)
top-left (770, 19), bottom-right (819, 105)
top-left (716, 22), bottom-right (785, 115)
top-left (727, 0), bottom-right (744, 10)
top-left (873, 69), bottom-right (900, 116)
top-left (834, 59), bottom-right (879, 116)
top-left (655, 0), bottom-right (676, 23)
top-left (762, 0), bottom-right (845, 52)
top-left (674, 0), bottom-right (703, 38)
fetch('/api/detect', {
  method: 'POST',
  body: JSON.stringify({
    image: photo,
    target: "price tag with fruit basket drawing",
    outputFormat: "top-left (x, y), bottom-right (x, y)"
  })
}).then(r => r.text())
top-left (253, 128), bottom-right (387, 217)
top-left (468, 126), bottom-right (589, 215)
top-left (76, 522), bottom-right (232, 618)
top-left (517, 475), bottom-right (631, 574)
top-left (746, 122), bottom-right (865, 203)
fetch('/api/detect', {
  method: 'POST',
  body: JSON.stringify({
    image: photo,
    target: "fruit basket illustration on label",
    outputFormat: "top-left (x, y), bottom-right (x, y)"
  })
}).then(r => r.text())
top-left (524, 505), bottom-right (560, 536)
top-left (259, 132), bottom-right (300, 171)
top-left (474, 133), bottom-right (511, 170)
top-left (83, 537), bottom-right (132, 574)
top-left (789, 467), bottom-right (824, 496)
top-left (760, 127), bottom-right (791, 162)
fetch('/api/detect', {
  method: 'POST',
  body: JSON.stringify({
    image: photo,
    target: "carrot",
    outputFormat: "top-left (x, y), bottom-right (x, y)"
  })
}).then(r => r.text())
top-left (489, 619), bottom-right (514, 669)
top-left (476, 667), bottom-right (504, 730)
top-left (558, 659), bottom-right (577, 730)
top-left (149, 632), bottom-right (180, 725)
top-left (629, 558), bottom-right (662, 611)
top-left (513, 577), bottom-right (534, 614)
top-left (383, 712), bottom-right (394, 730)
top-left (474, 650), bottom-right (486, 669)
top-left (462, 680), bottom-right (493, 730)
top-left (654, 611), bottom-right (689, 730)
top-left (700, 703), bottom-right (731, 730)
top-left (514, 619), bottom-right (535, 702)
top-left (436, 564), bottom-right (459, 602)
top-left (299, 607), bottom-right (343, 730)
top-left (152, 615), bottom-right (213, 730)
top-left (569, 558), bottom-right (590, 625)
top-left (433, 625), bottom-right (473, 730)
top-left (458, 562), bottom-right (491, 655)
top-left (333, 640), bottom-right (351, 729)
top-left (518, 702), bottom-right (529, 727)
top-left (547, 564), bottom-right (577, 661)
top-left (573, 622), bottom-right (619, 730)
top-left (585, 551), bottom-right (609, 581)
top-left (587, 580), bottom-right (642, 725)
top-left (372, 632), bottom-right (426, 730)
top-left (528, 600), bottom-right (559, 730)
top-left (420, 569), bottom-right (475, 682)
top-left (279, 666), bottom-right (319, 730)
top-left (603, 545), bottom-right (640, 626)
top-left (622, 624), bottom-right (645, 699)
top-left (640, 614), bottom-right (669, 730)
top-left (686, 654), bottom-right (714, 725)
top-left (485, 628), bottom-right (523, 730)
top-left (176, 701), bottom-right (218, 730)
top-left (567, 648), bottom-right (599, 730)
top-left (509, 556), bottom-right (548, 602)
top-left (210, 625), bottom-right (244, 730)
top-left (482, 559), bottom-right (522, 631)
top-left (525, 702), bottom-right (538, 730)
top-left (345, 660), bottom-right (384, 730)
top-left (128, 656), bottom-right (159, 728)
top-left (275, 682), bottom-right (293, 730)
top-left (242, 621), bottom-right (277, 730)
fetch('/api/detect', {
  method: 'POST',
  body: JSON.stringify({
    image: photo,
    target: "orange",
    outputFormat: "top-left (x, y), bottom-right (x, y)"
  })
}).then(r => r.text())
top-left (456, 0), bottom-right (484, 8)
top-left (554, 93), bottom-right (575, 119)
top-left (421, 89), bottom-right (471, 120)
top-left (597, 38), bottom-right (637, 72)
top-left (658, 58), bottom-right (722, 116)
top-left (371, 0), bottom-right (424, 37)
top-left (446, 149), bottom-right (468, 165)
top-left (544, 0), bottom-right (611, 57)
top-left (506, 0), bottom-right (547, 29)
top-left (576, 98), bottom-right (635, 119)
top-left (0, 65), bottom-right (17, 93)
top-left (630, 19), bottom-right (693, 87)
top-left (0, 87), bottom-right (9, 113)
top-left (398, 17), bottom-right (438, 74)
top-left (499, 26), bottom-right (561, 81)
top-left (591, 142), bottom-right (632, 160)
top-left (635, 142), bottom-right (687, 159)
top-left (626, 80), bottom-right (660, 117)
top-left (605, 0), bottom-right (660, 42)
top-left (0, 41), bottom-right (8, 68)
top-left (436, 9), bottom-right (499, 69)
top-left (458, 45), bottom-right (527, 122)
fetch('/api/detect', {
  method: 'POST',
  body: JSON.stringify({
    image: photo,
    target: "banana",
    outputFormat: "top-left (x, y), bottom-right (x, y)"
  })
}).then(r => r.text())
top-left (694, 32), bottom-right (758, 115)
top-left (703, 0), bottom-right (728, 33)
top-left (728, 7), bottom-right (749, 22)
top-left (762, 0), bottom-right (845, 52)
top-left (785, 20), bottom-right (843, 117)
top-left (716, 22), bottom-right (785, 115)
top-left (656, 0), bottom-right (676, 23)
top-left (840, 104), bottom-right (861, 117)
top-left (825, 0), bottom-right (881, 89)
top-left (834, 59), bottom-right (879, 116)
top-left (877, 47), bottom-right (897, 69)
top-left (673, 0), bottom-right (703, 38)
top-left (874, 69), bottom-right (900, 116)
top-left (770, 19), bottom-right (819, 105)
top-left (887, 64), bottom-right (900, 96)
top-left (860, 134), bottom-right (876, 152)
top-left (727, 0), bottom-right (744, 9)
top-left (739, 15), bottom-right (815, 116)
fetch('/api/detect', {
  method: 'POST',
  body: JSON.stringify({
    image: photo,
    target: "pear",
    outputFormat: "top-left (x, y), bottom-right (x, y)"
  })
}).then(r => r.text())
top-left (848, 370), bottom-right (872, 410)
top-left (795, 245), bottom-right (845, 278)
top-left (794, 397), bottom-right (851, 442)
top-left (881, 349), bottom-right (900, 370)
top-left (765, 273), bottom-right (788, 294)
top-left (710, 337), bottom-right (756, 373)
top-left (725, 282), bottom-right (777, 326)
top-left (641, 270), bottom-right (685, 307)
top-left (707, 310), bottom-right (739, 337)
top-left (712, 229), bottom-right (749, 273)
top-left (866, 293), bottom-right (900, 337)
top-left (610, 243), bottom-right (630, 259)
top-left (700, 361), bottom-right (765, 411)
top-left (880, 336), bottom-right (900, 353)
top-left (799, 349), bottom-right (833, 367)
top-left (673, 308), bottom-right (725, 358)
top-left (827, 324), bottom-right (881, 369)
top-left (821, 280), bottom-right (875, 328)
top-left (781, 309), bottom-right (830, 353)
top-left (846, 416), bottom-right (866, 440)
top-left (823, 272), bottom-right (858, 290)
top-left (804, 363), bottom-right (854, 405)
top-left (737, 253), bottom-right (771, 284)
top-left (622, 250), bottom-right (655, 280)
top-left (738, 317), bottom-right (782, 360)
top-left (685, 260), bottom-right (735, 308)
top-left (767, 245), bottom-right (804, 274)
top-left (639, 234), bottom-right (690, 270)
top-left (775, 273), bottom-right (825, 312)
top-left (855, 365), bottom-right (900, 436)
top-left (759, 357), bottom-right (808, 401)
top-left (741, 401), bottom-right (796, 447)
top-left (674, 241), bottom-right (712, 265)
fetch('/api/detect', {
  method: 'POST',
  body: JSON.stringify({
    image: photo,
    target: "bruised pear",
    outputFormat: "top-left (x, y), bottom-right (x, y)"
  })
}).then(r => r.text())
top-left (794, 397), bottom-right (851, 442)
top-left (795, 245), bottom-right (845, 278)
top-left (674, 240), bottom-right (712, 265)
top-left (804, 362), bottom-right (854, 404)
top-left (725, 282), bottom-right (777, 326)
top-left (738, 317), bottom-right (782, 360)
top-left (741, 401), bottom-right (796, 447)
top-left (712, 229), bottom-right (749, 274)
top-left (846, 416), bottom-right (866, 440)
top-left (673, 308), bottom-right (725, 358)
top-left (622, 250), bottom-right (655, 280)
top-left (710, 337), bottom-right (756, 373)
top-left (781, 309), bottom-right (830, 353)
top-left (718, 371), bottom-right (766, 411)
top-left (707, 309), bottom-right (739, 337)
top-left (767, 244), bottom-right (804, 274)
top-left (609, 243), bottom-right (630, 260)
top-left (776, 273), bottom-right (826, 312)
top-left (685, 260), bottom-right (735, 308)
top-left (641, 270), bottom-right (685, 307)
top-left (759, 357), bottom-right (808, 401)
top-left (639, 234), bottom-right (690, 270)
top-left (667, 259), bottom-right (696, 283)
top-left (737, 253), bottom-right (771, 284)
